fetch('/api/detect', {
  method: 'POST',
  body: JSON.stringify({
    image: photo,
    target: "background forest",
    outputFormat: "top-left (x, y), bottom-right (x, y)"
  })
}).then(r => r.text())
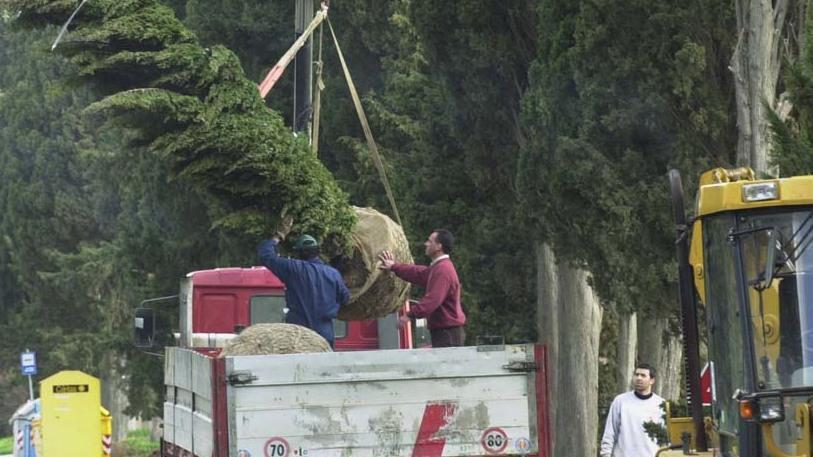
top-left (2, 1), bottom-right (813, 454)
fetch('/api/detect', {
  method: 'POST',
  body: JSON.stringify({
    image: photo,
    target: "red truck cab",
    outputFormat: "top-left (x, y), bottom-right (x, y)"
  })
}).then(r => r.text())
top-left (178, 267), bottom-right (413, 351)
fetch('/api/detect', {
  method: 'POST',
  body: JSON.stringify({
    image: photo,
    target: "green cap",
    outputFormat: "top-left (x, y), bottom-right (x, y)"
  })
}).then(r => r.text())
top-left (293, 234), bottom-right (319, 250)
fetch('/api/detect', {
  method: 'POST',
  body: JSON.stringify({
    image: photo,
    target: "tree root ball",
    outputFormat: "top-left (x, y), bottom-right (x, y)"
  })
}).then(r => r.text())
top-left (219, 323), bottom-right (331, 356)
top-left (335, 207), bottom-right (413, 320)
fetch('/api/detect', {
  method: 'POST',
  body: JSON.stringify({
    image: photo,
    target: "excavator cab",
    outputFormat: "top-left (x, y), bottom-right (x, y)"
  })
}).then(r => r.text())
top-left (672, 167), bottom-right (813, 456)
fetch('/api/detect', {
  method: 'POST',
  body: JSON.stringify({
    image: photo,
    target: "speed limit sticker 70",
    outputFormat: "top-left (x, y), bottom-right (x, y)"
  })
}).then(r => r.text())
top-left (481, 427), bottom-right (508, 454)
top-left (264, 437), bottom-right (289, 457)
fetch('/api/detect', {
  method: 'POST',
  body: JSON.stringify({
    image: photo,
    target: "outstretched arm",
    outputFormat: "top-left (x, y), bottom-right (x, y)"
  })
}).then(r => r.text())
top-left (379, 251), bottom-right (430, 286)
top-left (258, 239), bottom-right (299, 283)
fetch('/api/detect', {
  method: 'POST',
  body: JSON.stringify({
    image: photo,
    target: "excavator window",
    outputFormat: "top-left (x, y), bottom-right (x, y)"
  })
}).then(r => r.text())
top-left (702, 207), bottom-right (813, 455)
top-left (703, 213), bottom-right (745, 436)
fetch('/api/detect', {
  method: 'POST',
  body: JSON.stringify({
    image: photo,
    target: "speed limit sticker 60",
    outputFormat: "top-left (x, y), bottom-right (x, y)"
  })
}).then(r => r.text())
top-left (481, 427), bottom-right (508, 454)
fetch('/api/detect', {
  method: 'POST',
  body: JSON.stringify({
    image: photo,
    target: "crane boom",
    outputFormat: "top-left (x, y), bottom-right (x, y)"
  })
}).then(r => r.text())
top-left (258, 4), bottom-right (328, 99)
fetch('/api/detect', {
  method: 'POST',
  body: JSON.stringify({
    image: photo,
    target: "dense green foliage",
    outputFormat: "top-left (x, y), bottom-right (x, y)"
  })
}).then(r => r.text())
top-left (769, 6), bottom-right (813, 175)
top-left (0, 3), bottom-right (356, 421)
top-left (0, 16), bottom-right (231, 421)
top-left (387, 1), bottom-right (538, 341)
top-left (0, 0), bottom-right (374, 423)
top-left (178, 0), bottom-right (539, 341)
top-left (115, 428), bottom-right (161, 456)
top-left (300, 0), bottom-right (539, 340)
top-left (3, 0), bottom-right (812, 434)
top-left (184, 0), bottom-right (294, 117)
top-left (0, 19), bottom-right (108, 420)
top-left (520, 0), bottom-right (737, 316)
top-left (5, 0), bottom-right (355, 247)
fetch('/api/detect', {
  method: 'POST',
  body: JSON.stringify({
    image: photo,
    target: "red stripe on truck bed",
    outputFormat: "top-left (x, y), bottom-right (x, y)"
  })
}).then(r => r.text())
top-left (534, 345), bottom-right (551, 457)
top-left (412, 401), bottom-right (457, 457)
top-left (213, 356), bottom-right (229, 456)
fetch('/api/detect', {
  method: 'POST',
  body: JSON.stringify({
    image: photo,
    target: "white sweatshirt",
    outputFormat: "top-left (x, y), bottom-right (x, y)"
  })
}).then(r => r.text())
top-left (600, 391), bottom-right (665, 457)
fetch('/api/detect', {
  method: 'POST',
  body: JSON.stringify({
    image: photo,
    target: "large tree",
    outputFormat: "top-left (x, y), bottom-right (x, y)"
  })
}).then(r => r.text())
top-left (0, 0), bottom-right (355, 432)
top-left (374, 0), bottom-right (538, 341)
top-left (768, 2), bottom-right (813, 175)
top-left (0, 15), bottom-right (232, 429)
top-left (732, 0), bottom-right (810, 173)
top-left (520, 1), bottom-right (737, 452)
top-left (182, 0), bottom-right (541, 341)
top-left (4, 0), bottom-right (355, 245)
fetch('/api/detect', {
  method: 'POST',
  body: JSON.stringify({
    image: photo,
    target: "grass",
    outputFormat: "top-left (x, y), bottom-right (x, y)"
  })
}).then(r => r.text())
top-left (0, 436), bottom-right (11, 454)
top-left (112, 429), bottom-right (159, 457)
top-left (0, 429), bottom-right (159, 457)
top-left (123, 429), bottom-right (159, 452)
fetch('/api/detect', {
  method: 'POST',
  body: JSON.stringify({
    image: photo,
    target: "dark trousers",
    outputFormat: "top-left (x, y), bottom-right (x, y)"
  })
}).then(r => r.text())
top-left (430, 326), bottom-right (465, 347)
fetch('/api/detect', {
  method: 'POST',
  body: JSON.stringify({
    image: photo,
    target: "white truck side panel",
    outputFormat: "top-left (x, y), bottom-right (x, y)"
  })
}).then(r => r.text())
top-left (164, 347), bottom-right (218, 456)
top-left (227, 345), bottom-right (538, 457)
top-left (163, 349), bottom-right (176, 445)
top-left (163, 401), bottom-right (175, 447)
top-left (174, 398), bottom-right (194, 453)
top-left (192, 352), bottom-right (214, 456)
top-left (193, 412), bottom-right (214, 457)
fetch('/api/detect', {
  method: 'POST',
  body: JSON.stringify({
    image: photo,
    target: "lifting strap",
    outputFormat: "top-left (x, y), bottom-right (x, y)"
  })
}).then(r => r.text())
top-left (327, 17), bottom-right (403, 227)
top-left (52, 0), bottom-right (90, 50)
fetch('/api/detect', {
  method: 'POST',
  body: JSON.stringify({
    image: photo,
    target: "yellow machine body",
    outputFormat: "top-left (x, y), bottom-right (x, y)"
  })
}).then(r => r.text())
top-left (691, 169), bottom-right (806, 372)
top-left (691, 168), bottom-right (813, 307)
top-left (686, 167), bottom-right (813, 457)
top-left (39, 370), bottom-right (103, 457)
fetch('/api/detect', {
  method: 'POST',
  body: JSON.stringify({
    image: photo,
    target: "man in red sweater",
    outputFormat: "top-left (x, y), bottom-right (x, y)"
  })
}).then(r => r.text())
top-left (378, 229), bottom-right (466, 347)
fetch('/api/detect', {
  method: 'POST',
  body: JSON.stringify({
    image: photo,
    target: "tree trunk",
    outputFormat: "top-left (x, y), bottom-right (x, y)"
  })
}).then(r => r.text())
top-left (731, 0), bottom-right (790, 173)
top-left (100, 354), bottom-right (130, 442)
top-left (616, 312), bottom-right (638, 393)
top-left (636, 316), bottom-right (683, 401)
top-left (537, 243), bottom-right (603, 457)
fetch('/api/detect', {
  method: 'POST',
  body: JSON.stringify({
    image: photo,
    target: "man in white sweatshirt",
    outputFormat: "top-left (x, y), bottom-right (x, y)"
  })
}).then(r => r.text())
top-left (600, 363), bottom-right (665, 457)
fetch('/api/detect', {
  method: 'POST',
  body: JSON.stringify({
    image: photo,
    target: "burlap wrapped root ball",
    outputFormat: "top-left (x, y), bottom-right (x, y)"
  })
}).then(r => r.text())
top-left (337, 207), bottom-right (413, 320)
top-left (220, 323), bottom-right (331, 356)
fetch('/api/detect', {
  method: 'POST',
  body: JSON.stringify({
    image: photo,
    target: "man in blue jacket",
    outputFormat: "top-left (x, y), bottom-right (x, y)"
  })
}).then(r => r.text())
top-left (258, 224), bottom-right (350, 347)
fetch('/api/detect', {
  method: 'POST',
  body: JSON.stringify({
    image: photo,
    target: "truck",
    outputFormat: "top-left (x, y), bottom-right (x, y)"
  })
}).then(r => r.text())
top-left (160, 343), bottom-right (550, 457)
top-left (669, 167), bottom-right (813, 456)
top-left (137, 266), bottom-right (418, 352)
top-left (137, 266), bottom-right (551, 457)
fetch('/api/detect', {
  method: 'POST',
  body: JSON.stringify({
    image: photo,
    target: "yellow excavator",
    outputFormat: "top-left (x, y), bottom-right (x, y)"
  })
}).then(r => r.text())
top-left (667, 167), bottom-right (813, 456)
